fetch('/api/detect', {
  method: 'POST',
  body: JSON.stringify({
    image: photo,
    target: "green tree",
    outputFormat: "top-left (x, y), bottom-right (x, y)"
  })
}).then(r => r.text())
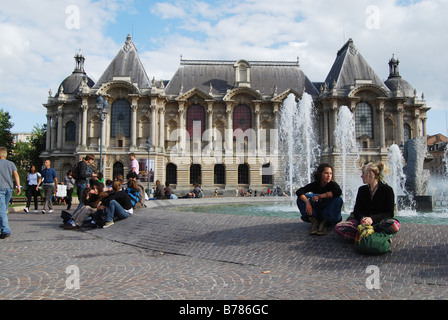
top-left (0, 109), bottom-right (14, 155)
top-left (28, 124), bottom-right (47, 170)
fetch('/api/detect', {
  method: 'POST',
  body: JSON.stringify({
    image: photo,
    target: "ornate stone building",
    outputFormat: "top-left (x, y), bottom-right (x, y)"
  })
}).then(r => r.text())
top-left (42, 35), bottom-right (429, 194)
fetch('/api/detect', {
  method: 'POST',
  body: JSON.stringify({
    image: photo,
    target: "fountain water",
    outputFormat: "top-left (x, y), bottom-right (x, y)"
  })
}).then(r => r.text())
top-left (385, 144), bottom-right (412, 209)
top-left (279, 93), bottom-right (320, 204)
top-left (334, 106), bottom-right (359, 207)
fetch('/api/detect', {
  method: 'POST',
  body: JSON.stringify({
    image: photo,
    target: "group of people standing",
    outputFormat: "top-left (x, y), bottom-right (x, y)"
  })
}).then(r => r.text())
top-left (296, 161), bottom-right (400, 244)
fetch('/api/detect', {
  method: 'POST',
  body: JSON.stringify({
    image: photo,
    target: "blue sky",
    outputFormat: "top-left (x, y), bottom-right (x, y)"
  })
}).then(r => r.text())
top-left (0, 0), bottom-right (447, 137)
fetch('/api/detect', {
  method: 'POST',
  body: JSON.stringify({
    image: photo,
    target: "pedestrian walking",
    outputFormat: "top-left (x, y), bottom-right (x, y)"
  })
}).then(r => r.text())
top-left (36, 159), bottom-right (58, 214)
top-left (24, 165), bottom-right (41, 213)
top-left (0, 147), bottom-right (21, 239)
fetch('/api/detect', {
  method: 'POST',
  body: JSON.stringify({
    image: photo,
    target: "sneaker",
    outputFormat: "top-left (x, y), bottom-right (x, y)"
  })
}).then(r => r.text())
top-left (103, 221), bottom-right (114, 228)
top-left (42, 210), bottom-right (46, 214)
top-left (23, 207), bottom-right (29, 213)
top-left (49, 210), bottom-right (54, 213)
top-left (0, 233), bottom-right (10, 239)
top-left (33, 210), bottom-right (38, 213)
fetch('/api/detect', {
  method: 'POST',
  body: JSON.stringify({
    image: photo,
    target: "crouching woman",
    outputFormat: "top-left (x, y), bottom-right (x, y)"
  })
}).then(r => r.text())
top-left (296, 163), bottom-right (343, 235)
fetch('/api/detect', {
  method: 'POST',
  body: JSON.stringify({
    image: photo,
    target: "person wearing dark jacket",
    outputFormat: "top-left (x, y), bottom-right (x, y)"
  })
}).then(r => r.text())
top-left (100, 180), bottom-right (133, 228)
top-left (335, 161), bottom-right (398, 241)
top-left (296, 163), bottom-right (343, 235)
top-left (74, 154), bottom-right (97, 207)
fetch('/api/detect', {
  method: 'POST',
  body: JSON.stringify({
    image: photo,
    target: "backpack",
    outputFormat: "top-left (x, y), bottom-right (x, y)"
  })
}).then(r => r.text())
top-left (126, 188), bottom-right (140, 207)
top-left (72, 162), bottom-right (82, 180)
top-left (354, 218), bottom-right (400, 255)
top-left (355, 231), bottom-right (393, 255)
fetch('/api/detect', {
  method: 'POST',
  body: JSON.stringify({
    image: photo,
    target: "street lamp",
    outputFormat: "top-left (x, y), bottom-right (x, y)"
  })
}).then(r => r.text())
top-left (146, 138), bottom-right (152, 193)
top-left (96, 95), bottom-right (109, 173)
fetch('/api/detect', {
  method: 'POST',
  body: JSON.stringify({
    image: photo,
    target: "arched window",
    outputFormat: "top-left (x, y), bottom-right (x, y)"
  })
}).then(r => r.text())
top-left (113, 162), bottom-right (124, 180)
top-left (186, 104), bottom-right (205, 139)
top-left (111, 99), bottom-right (131, 138)
top-left (166, 163), bottom-right (177, 185)
top-left (233, 104), bottom-right (252, 139)
top-left (404, 124), bottom-right (411, 142)
top-left (262, 163), bottom-right (273, 184)
top-left (355, 102), bottom-right (373, 138)
top-left (190, 164), bottom-right (202, 185)
top-left (214, 164), bottom-right (225, 184)
top-left (65, 121), bottom-right (76, 142)
top-left (238, 164), bottom-right (249, 185)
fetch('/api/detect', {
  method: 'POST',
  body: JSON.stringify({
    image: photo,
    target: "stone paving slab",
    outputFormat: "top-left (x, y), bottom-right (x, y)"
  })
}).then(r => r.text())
top-left (1, 200), bottom-right (448, 301)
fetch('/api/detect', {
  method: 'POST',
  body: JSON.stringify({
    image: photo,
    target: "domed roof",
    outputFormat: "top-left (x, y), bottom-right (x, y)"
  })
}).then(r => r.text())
top-left (384, 76), bottom-right (414, 98)
top-left (56, 50), bottom-right (95, 97)
top-left (56, 71), bottom-right (95, 97)
top-left (384, 54), bottom-right (414, 98)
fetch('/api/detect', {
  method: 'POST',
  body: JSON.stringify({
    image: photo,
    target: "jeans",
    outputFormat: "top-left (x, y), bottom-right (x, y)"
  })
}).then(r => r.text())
top-left (297, 194), bottom-right (343, 224)
top-left (0, 188), bottom-right (13, 235)
top-left (75, 183), bottom-right (87, 211)
top-left (105, 200), bottom-right (131, 222)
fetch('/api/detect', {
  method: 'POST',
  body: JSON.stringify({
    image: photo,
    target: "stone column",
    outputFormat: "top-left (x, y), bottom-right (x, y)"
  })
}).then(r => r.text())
top-left (130, 96), bottom-right (139, 150)
top-left (379, 101), bottom-right (385, 149)
top-left (150, 103), bottom-right (157, 148)
top-left (81, 100), bottom-right (88, 149)
top-left (322, 107), bottom-right (329, 151)
top-left (421, 116), bottom-right (427, 137)
top-left (178, 102), bottom-right (185, 151)
top-left (225, 101), bottom-right (233, 154)
top-left (207, 101), bottom-right (214, 142)
top-left (46, 115), bottom-right (51, 151)
top-left (254, 102), bottom-right (261, 155)
top-left (159, 106), bottom-right (166, 151)
top-left (397, 104), bottom-right (404, 145)
top-left (331, 100), bottom-right (338, 149)
top-left (57, 107), bottom-right (63, 150)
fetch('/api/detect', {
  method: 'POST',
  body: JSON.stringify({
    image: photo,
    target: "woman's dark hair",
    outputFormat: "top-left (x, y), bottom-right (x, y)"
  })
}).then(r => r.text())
top-left (313, 163), bottom-right (334, 182)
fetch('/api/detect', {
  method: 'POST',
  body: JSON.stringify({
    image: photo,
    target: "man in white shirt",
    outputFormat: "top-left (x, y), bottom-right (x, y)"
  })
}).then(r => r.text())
top-left (129, 153), bottom-right (139, 176)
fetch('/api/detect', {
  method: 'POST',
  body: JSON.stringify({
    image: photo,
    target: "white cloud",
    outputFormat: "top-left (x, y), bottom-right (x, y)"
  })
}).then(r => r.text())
top-left (2, 0), bottom-right (447, 135)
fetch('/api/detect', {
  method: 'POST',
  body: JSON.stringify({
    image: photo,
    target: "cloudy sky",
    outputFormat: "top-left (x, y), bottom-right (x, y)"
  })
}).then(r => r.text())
top-left (1, 0), bottom-right (447, 136)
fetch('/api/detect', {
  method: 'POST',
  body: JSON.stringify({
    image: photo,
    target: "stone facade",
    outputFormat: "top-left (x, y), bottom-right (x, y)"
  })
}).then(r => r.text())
top-left (41, 35), bottom-right (429, 194)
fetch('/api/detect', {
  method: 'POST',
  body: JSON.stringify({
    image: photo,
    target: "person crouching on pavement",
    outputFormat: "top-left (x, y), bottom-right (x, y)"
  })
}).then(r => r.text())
top-left (296, 163), bottom-right (343, 235)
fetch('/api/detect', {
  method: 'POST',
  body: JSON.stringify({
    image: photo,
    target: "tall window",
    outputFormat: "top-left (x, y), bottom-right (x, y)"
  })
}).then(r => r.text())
top-left (111, 99), bottom-right (131, 138)
top-left (404, 124), bottom-right (411, 142)
top-left (166, 163), bottom-right (177, 185)
top-left (214, 164), bottom-right (225, 184)
top-left (113, 162), bottom-right (124, 179)
top-left (233, 104), bottom-right (251, 139)
top-left (238, 164), bottom-right (249, 184)
top-left (262, 163), bottom-right (273, 184)
top-left (186, 104), bottom-right (205, 139)
top-left (190, 164), bottom-right (202, 184)
top-left (65, 121), bottom-right (76, 142)
top-left (355, 102), bottom-right (373, 138)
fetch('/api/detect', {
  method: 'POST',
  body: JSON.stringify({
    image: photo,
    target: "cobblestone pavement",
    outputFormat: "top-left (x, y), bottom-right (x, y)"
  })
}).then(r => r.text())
top-left (1, 199), bottom-right (448, 301)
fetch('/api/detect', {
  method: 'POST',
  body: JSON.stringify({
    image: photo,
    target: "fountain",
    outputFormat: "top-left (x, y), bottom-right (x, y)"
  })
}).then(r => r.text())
top-left (333, 106), bottom-right (359, 207)
top-left (279, 93), bottom-right (320, 204)
top-left (402, 136), bottom-right (433, 211)
top-left (385, 144), bottom-right (412, 210)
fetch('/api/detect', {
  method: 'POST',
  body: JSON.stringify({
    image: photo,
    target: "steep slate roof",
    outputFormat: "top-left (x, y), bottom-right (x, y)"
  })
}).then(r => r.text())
top-left (164, 59), bottom-right (319, 97)
top-left (324, 39), bottom-right (389, 93)
top-left (93, 35), bottom-right (151, 90)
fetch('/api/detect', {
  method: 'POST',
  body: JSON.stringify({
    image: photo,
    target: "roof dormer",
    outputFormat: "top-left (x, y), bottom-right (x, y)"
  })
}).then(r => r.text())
top-left (234, 60), bottom-right (251, 87)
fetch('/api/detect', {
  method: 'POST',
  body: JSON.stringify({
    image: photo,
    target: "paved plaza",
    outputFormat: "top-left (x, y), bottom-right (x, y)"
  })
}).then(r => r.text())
top-left (1, 197), bottom-right (447, 302)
